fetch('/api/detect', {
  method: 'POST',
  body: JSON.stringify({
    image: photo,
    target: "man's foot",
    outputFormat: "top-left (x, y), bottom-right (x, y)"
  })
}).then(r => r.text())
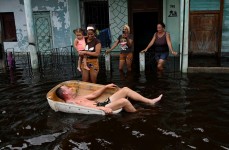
top-left (150, 94), bottom-right (163, 105)
top-left (84, 65), bottom-right (90, 71)
top-left (77, 66), bottom-right (81, 72)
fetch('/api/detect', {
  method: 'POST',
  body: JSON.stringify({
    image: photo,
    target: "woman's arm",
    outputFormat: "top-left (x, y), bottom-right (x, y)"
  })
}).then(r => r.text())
top-left (86, 43), bottom-right (102, 57)
top-left (79, 43), bottom-right (102, 57)
top-left (106, 40), bottom-right (119, 53)
top-left (141, 34), bottom-right (156, 52)
top-left (166, 33), bottom-right (177, 55)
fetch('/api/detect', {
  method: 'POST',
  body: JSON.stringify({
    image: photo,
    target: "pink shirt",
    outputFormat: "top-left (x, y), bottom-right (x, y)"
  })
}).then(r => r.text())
top-left (74, 38), bottom-right (86, 51)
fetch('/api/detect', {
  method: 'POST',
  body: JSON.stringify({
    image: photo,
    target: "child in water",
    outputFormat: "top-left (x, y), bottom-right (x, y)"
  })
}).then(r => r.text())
top-left (73, 28), bottom-right (90, 71)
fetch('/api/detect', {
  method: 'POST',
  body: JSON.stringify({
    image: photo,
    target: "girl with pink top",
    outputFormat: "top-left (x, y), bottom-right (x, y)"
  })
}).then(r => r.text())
top-left (73, 28), bottom-right (90, 71)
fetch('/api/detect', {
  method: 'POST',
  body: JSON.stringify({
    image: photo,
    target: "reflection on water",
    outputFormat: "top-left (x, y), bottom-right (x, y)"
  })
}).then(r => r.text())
top-left (0, 60), bottom-right (229, 149)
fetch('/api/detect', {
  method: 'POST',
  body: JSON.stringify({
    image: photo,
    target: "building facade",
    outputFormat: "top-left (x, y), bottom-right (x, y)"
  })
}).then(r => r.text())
top-left (0, 0), bottom-right (228, 72)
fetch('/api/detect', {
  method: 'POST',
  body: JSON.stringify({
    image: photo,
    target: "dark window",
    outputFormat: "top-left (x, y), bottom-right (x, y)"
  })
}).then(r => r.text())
top-left (0, 12), bottom-right (17, 42)
top-left (83, 0), bottom-right (109, 30)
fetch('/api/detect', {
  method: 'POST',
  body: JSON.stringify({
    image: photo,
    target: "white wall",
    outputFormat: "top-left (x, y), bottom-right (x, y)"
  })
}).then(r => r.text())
top-left (0, 0), bottom-right (72, 52)
top-left (165, 0), bottom-right (180, 53)
top-left (0, 0), bottom-right (28, 52)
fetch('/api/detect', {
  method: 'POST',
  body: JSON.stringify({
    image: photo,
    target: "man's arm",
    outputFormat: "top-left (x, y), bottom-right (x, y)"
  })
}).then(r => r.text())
top-left (83, 83), bottom-right (117, 100)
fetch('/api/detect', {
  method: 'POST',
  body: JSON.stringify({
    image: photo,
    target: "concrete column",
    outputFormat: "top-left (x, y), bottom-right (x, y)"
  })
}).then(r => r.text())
top-left (24, 0), bottom-right (38, 69)
top-left (163, 0), bottom-right (167, 24)
top-left (105, 53), bottom-right (111, 71)
top-left (181, 0), bottom-right (189, 73)
top-left (180, 0), bottom-right (184, 71)
top-left (139, 52), bottom-right (145, 72)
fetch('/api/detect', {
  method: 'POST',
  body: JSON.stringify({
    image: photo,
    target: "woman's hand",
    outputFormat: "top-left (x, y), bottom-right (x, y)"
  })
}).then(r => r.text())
top-left (141, 49), bottom-right (147, 53)
top-left (79, 51), bottom-right (87, 56)
top-left (105, 49), bottom-right (112, 54)
top-left (172, 51), bottom-right (177, 56)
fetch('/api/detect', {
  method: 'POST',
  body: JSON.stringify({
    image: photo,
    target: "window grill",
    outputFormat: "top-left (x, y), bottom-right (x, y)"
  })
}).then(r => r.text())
top-left (80, 0), bottom-right (109, 31)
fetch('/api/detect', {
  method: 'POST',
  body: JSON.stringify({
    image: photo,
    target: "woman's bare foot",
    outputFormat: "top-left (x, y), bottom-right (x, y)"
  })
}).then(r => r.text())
top-left (77, 66), bottom-right (81, 72)
top-left (149, 94), bottom-right (163, 105)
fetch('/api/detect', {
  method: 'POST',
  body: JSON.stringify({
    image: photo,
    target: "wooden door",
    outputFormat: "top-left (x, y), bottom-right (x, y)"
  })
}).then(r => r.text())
top-left (189, 12), bottom-right (219, 55)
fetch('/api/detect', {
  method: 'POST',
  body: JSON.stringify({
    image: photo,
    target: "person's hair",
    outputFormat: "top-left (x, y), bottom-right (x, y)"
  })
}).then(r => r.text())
top-left (56, 86), bottom-right (65, 101)
top-left (73, 28), bottom-right (84, 34)
top-left (87, 24), bottom-right (96, 32)
top-left (157, 22), bottom-right (166, 28)
top-left (123, 24), bottom-right (130, 33)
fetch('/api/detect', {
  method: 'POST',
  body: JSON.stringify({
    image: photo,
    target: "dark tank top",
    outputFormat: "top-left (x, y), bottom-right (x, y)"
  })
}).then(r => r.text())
top-left (154, 32), bottom-right (169, 53)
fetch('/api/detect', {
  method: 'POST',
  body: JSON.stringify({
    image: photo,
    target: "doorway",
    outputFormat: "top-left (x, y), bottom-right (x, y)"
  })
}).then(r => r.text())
top-left (33, 12), bottom-right (53, 52)
top-left (132, 12), bottom-right (158, 69)
top-left (128, 0), bottom-right (162, 70)
top-left (133, 12), bottom-right (158, 52)
top-left (189, 12), bottom-right (220, 67)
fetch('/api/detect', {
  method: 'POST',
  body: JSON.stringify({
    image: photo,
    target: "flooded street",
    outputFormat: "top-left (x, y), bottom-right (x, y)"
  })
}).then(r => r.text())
top-left (0, 56), bottom-right (229, 149)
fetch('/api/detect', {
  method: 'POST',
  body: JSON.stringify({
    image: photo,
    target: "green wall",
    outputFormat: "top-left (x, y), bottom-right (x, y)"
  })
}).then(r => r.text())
top-left (68, 0), bottom-right (81, 46)
top-left (222, 1), bottom-right (229, 53)
top-left (190, 0), bottom-right (220, 11)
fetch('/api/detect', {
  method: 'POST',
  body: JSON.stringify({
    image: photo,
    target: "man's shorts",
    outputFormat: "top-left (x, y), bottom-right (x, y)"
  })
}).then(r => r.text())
top-left (120, 52), bottom-right (133, 61)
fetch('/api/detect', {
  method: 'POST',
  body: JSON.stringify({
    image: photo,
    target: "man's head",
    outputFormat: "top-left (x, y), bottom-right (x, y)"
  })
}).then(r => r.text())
top-left (55, 85), bottom-right (75, 101)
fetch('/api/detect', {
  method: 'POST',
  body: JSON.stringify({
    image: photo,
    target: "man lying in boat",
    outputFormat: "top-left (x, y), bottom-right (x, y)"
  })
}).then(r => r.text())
top-left (55, 83), bottom-right (162, 114)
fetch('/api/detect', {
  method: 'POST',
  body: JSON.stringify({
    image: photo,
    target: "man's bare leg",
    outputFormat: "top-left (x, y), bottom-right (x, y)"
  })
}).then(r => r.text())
top-left (109, 87), bottom-right (162, 105)
top-left (106, 98), bottom-right (137, 112)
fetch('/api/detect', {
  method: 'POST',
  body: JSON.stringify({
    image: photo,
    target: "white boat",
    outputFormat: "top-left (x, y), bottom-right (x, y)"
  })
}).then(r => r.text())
top-left (46, 80), bottom-right (122, 115)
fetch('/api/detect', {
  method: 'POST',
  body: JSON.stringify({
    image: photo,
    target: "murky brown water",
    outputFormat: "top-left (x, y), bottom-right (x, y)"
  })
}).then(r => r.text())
top-left (0, 60), bottom-right (229, 149)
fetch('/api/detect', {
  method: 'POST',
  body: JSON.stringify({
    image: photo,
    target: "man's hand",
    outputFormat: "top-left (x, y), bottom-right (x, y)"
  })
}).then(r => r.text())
top-left (105, 83), bottom-right (118, 89)
top-left (99, 107), bottom-right (113, 114)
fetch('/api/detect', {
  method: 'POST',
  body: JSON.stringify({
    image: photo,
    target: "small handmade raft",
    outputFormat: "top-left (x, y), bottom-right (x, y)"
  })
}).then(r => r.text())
top-left (46, 80), bottom-right (122, 115)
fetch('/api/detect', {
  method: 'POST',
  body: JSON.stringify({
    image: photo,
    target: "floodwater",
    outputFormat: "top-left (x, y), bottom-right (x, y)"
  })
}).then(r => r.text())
top-left (0, 57), bottom-right (229, 150)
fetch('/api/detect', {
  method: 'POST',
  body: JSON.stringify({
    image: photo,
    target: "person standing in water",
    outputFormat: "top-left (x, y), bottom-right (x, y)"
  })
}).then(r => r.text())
top-left (141, 22), bottom-right (177, 73)
top-left (106, 25), bottom-right (134, 72)
top-left (78, 25), bottom-right (102, 83)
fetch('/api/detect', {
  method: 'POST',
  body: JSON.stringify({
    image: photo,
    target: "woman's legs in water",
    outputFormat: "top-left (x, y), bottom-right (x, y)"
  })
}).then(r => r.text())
top-left (157, 59), bottom-right (166, 71)
top-left (88, 59), bottom-right (99, 83)
top-left (89, 69), bottom-right (99, 83)
top-left (81, 69), bottom-right (90, 82)
top-left (126, 53), bottom-right (133, 72)
top-left (119, 60), bottom-right (125, 71)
